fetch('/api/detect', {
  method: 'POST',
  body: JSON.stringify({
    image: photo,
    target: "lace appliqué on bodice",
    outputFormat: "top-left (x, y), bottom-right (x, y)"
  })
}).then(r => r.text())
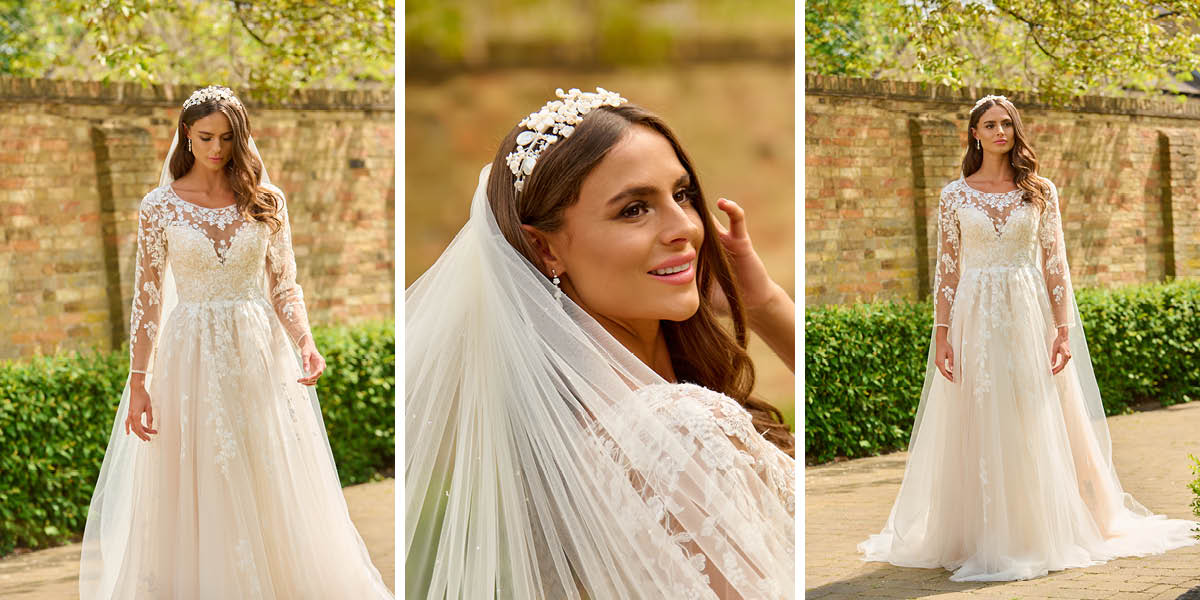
top-left (630, 383), bottom-right (796, 599)
top-left (127, 184), bottom-right (314, 375)
top-left (933, 177), bottom-right (1075, 330)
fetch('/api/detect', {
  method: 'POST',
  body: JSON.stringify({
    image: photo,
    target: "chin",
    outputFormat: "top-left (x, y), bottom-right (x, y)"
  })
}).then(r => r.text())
top-left (659, 295), bottom-right (701, 322)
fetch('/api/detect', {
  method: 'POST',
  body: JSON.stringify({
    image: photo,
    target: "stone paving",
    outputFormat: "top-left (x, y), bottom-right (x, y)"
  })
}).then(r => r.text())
top-left (0, 478), bottom-right (395, 599)
top-left (806, 401), bottom-right (1200, 600)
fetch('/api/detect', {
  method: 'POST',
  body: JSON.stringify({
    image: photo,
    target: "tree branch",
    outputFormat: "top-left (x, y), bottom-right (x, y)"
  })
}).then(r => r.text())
top-left (230, 1), bottom-right (270, 48)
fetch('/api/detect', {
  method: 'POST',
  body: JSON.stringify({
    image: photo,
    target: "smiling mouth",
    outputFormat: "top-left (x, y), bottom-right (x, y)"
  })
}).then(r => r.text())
top-left (650, 261), bottom-right (692, 276)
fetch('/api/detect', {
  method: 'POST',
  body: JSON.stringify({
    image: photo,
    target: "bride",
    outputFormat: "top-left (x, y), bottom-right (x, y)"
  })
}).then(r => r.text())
top-left (405, 87), bottom-right (796, 599)
top-left (859, 95), bottom-right (1198, 582)
top-left (78, 86), bottom-right (394, 599)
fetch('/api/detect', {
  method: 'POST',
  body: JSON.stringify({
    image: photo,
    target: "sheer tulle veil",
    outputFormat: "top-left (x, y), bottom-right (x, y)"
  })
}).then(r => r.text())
top-left (404, 165), bottom-right (795, 599)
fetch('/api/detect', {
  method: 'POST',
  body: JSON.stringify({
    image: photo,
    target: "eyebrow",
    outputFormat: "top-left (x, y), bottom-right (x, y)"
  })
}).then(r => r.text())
top-left (606, 173), bottom-right (691, 206)
top-left (195, 129), bottom-right (232, 135)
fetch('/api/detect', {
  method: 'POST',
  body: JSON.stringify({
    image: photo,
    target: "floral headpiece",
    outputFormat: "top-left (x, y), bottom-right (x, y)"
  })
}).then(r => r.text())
top-left (505, 87), bottom-right (627, 193)
top-left (972, 94), bottom-right (1009, 111)
top-left (183, 85), bottom-right (241, 110)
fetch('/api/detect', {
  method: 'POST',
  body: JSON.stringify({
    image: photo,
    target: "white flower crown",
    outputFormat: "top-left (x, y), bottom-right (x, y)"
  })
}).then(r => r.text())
top-left (505, 87), bottom-right (627, 193)
top-left (972, 94), bottom-right (1009, 111)
top-left (183, 85), bottom-right (241, 110)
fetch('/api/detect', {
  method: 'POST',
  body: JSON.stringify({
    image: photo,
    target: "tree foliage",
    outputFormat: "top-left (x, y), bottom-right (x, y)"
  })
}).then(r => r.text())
top-left (806, 0), bottom-right (1200, 104)
top-left (0, 0), bottom-right (393, 98)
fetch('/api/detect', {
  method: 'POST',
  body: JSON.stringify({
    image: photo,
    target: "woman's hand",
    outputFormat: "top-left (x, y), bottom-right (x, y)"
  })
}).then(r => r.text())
top-left (298, 338), bottom-right (326, 386)
top-left (124, 383), bottom-right (158, 441)
top-left (1050, 328), bottom-right (1072, 375)
top-left (708, 197), bottom-right (795, 371)
top-left (935, 330), bottom-right (955, 382)
top-left (709, 198), bottom-right (787, 314)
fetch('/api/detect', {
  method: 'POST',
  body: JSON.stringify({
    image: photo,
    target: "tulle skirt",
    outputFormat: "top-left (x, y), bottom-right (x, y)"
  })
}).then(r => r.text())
top-left (80, 299), bottom-right (393, 599)
top-left (859, 266), bottom-right (1198, 581)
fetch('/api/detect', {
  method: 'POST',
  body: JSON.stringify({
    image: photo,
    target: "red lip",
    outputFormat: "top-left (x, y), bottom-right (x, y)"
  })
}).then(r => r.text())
top-left (209, 156), bottom-right (223, 161)
top-left (995, 139), bottom-right (1008, 145)
top-left (648, 252), bottom-right (696, 273)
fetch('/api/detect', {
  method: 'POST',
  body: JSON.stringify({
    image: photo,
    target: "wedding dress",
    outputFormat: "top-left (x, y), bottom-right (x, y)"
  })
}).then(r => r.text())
top-left (79, 136), bottom-right (394, 599)
top-left (405, 165), bottom-right (795, 599)
top-left (859, 176), bottom-right (1198, 581)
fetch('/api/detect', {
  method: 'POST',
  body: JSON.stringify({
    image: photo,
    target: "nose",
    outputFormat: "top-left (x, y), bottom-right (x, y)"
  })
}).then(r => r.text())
top-left (659, 196), bottom-right (701, 247)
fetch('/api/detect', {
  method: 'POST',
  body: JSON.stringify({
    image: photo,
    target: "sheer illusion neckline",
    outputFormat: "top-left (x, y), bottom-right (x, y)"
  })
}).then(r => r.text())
top-left (959, 177), bottom-right (1021, 196)
top-left (166, 184), bottom-right (238, 212)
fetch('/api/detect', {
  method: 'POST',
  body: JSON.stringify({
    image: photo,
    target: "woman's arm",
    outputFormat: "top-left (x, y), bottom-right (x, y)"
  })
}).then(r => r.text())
top-left (126, 194), bottom-right (166, 440)
top-left (264, 188), bottom-right (325, 385)
top-left (934, 188), bottom-right (962, 382)
top-left (710, 198), bottom-right (795, 372)
top-left (1038, 180), bottom-right (1075, 374)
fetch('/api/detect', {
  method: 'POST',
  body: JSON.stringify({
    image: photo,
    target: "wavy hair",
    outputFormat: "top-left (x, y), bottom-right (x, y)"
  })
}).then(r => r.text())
top-left (486, 103), bottom-right (794, 456)
top-left (961, 97), bottom-right (1049, 212)
top-left (169, 96), bottom-right (283, 232)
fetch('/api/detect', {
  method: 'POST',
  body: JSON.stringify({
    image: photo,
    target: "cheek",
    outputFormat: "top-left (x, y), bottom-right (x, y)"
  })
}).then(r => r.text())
top-left (563, 229), bottom-right (650, 298)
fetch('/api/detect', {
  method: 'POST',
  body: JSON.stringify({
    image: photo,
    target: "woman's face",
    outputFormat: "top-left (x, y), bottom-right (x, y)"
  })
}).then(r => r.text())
top-left (972, 104), bottom-right (1015, 155)
top-left (539, 125), bottom-right (704, 329)
top-left (187, 111), bottom-right (234, 171)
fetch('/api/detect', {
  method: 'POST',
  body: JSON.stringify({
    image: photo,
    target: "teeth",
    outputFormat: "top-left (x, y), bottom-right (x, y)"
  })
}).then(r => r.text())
top-left (651, 261), bottom-right (691, 276)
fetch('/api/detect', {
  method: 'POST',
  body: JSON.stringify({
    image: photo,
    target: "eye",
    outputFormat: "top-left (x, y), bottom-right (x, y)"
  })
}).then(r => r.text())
top-left (200, 136), bottom-right (212, 141)
top-left (620, 201), bottom-right (647, 219)
top-left (673, 188), bottom-right (693, 204)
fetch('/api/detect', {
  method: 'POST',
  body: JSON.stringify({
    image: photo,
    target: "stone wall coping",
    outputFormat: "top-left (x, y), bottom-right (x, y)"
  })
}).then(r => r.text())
top-left (0, 76), bottom-right (394, 111)
top-left (806, 74), bottom-right (1200, 121)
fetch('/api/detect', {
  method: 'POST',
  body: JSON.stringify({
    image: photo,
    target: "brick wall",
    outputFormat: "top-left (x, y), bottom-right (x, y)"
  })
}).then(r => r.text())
top-left (806, 74), bottom-right (1200, 306)
top-left (0, 78), bottom-right (395, 360)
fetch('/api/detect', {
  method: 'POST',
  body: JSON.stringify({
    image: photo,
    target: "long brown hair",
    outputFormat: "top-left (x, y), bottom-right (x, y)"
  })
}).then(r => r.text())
top-left (486, 102), bottom-right (794, 456)
top-left (961, 97), bottom-right (1049, 212)
top-left (170, 94), bottom-right (282, 232)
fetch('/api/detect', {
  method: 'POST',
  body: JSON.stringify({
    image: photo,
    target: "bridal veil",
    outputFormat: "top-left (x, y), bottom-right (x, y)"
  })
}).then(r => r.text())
top-left (405, 165), bottom-right (795, 599)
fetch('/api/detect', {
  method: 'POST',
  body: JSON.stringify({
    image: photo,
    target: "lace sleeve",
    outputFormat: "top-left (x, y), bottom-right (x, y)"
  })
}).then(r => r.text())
top-left (934, 186), bottom-right (961, 328)
top-left (264, 188), bottom-right (314, 347)
top-left (129, 193), bottom-right (167, 375)
top-left (702, 392), bottom-right (796, 516)
top-left (1038, 179), bottom-right (1075, 329)
top-left (642, 384), bottom-right (795, 516)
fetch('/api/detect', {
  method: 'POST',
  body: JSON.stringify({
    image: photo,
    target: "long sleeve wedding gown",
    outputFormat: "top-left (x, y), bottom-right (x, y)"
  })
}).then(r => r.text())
top-left (79, 184), bottom-right (393, 599)
top-left (859, 176), bottom-right (1198, 582)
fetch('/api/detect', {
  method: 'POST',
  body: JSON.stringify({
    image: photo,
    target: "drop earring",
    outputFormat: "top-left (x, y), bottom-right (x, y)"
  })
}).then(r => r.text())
top-left (551, 269), bottom-right (562, 299)
top-left (976, 138), bottom-right (981, 150)
top-left (187, 138), bottom-right (192, 153)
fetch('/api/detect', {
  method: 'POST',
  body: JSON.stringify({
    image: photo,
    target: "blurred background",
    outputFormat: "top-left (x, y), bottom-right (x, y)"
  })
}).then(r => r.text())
top-left (405, 0), bottom-right (796, 419)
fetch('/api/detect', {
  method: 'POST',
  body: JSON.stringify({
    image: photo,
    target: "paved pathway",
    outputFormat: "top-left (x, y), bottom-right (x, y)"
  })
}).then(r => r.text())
top-left (806, 401), bottom-right (1200, 599)
top-left (0, 478), bottom-right (395, 598)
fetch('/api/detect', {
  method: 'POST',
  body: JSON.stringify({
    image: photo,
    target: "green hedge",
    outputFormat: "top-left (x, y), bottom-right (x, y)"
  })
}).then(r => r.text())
top-left (806, 280), bottom-right (1200, 465)
top-left (1190, 454), bottom-right (1200, 530)
top-left (0, 321), bottom-right (394, 557)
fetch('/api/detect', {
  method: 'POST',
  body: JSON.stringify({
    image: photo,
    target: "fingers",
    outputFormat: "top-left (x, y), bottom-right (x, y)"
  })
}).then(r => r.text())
top-left (297, 357), bottom-right (325, 386)
top-left (716, 198), bottom-right (748, 239)
top-left (1051, 346), bottom-right (1072, 375)
top-left (128, 413), bottom-right (153, 441)
top-left (937, 351), bottom-right (955, 382)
